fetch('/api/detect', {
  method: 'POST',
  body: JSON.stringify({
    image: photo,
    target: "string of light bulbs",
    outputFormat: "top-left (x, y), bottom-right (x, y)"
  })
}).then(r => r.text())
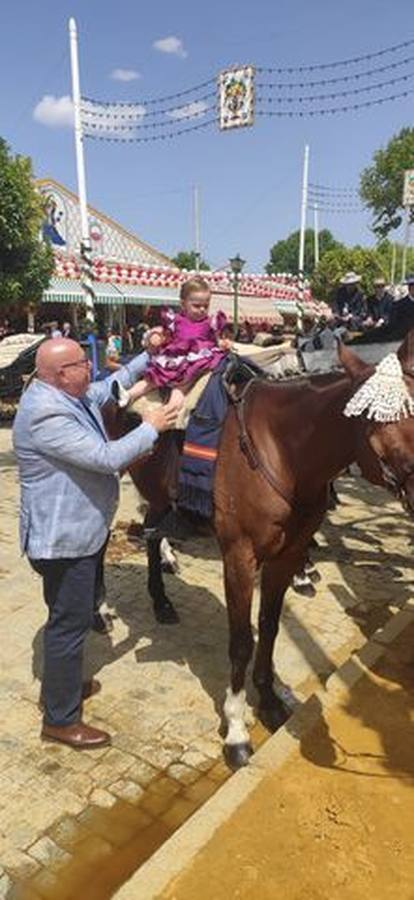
top-left (80, 37), bottom-right (414, 143)
top-left (257, 69), bottom-right (414, 104)
top-left (256, 54), bottom-right (414, 88)
top-left (255, 87), bottom-right (414, 118)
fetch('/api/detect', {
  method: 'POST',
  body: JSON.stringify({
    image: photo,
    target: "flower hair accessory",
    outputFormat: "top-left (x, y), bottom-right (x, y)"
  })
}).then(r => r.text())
top-left (344, 352), bottom-right (414, 423)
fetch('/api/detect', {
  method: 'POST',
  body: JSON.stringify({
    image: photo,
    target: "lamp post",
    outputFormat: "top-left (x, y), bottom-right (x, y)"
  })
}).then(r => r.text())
top-left (229, 253), bottom-right (246, 337)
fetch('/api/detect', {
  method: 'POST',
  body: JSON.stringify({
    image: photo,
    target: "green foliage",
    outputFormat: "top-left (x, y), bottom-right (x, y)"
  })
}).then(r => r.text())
top-left (0, 138), bottom-right (54, 307)
top-left (375, 239), bottom-right (414, 281)
top-left (172, 250), bottom-right (210, 271)
top-left (266, 228), bottom-right (343, 277)
top-left (310, 245), bottom-right (387, 304)
top-left (359, 127), bottom-right (414, 238)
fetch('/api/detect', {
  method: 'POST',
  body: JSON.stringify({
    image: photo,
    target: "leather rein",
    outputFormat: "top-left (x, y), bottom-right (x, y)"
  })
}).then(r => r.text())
top-left (229, 377), bottom-right (294, 507)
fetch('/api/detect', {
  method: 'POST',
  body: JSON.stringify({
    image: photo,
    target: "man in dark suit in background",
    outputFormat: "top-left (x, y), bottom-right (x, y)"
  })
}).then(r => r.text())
top-left (365, 278), bottom-right (394, 331)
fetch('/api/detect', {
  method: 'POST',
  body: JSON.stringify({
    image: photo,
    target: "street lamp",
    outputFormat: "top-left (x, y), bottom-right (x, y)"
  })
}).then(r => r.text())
top-left (229, 253), bottom-right (246, 337)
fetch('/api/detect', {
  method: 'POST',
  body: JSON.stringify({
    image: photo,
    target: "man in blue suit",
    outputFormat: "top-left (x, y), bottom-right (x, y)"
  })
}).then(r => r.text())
top-left (13, 338), bottom-right (177, 750)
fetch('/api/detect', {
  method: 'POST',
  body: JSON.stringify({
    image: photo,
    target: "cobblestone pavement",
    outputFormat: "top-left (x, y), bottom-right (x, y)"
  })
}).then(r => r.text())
top-left (0, 424), bottom-right (413, 898)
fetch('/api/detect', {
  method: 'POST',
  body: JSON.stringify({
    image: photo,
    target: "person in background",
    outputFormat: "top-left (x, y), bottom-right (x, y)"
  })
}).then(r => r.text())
top-left (122, 324), bottom-right (134, 355)
top-left (332, 272), bottom-right (367, 332)
top-left (359, 274), bottom-right (414, 342)
top-left (62, 321), bottom-right (77, 340)
top-left (384, 273), bottom-right (414, 339)
top-left (106, 327), bottom-right (122, 371)
top-left (51, 321), bottom-right (62, 339)
top-left (364, 278), bottom-right (394, 331)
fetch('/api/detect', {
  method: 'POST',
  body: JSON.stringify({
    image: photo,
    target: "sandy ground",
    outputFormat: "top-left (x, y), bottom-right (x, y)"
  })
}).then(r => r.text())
top-left (162, 621), bottom-right (414, 900)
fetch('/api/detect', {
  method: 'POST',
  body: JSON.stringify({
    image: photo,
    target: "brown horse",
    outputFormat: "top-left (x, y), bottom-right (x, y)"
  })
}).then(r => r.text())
top-left (104, 333), bottom-right (414, 768)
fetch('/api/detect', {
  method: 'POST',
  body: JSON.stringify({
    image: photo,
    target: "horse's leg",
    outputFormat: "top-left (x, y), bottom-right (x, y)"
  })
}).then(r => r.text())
top-left (222, 541), bottom-right (256, 770)
top-left (254, 504), bottom-right (327, 730)
top-left (145, 513), bottom-right (179, 625)
top-left (253, 561), bottom-right (291, 732)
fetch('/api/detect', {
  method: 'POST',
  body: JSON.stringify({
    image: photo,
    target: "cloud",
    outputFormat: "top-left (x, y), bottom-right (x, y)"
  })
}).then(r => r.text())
top-left (111, 68), bottom-right (141, 82)
top-left (167, 100), bottom-right (208, 120)
top-left (33, 95), bottom-right (74, 128)
top-left (153, 36), bottom-right (187, 59)
top-left (81, 100), bottom-right (146, 137)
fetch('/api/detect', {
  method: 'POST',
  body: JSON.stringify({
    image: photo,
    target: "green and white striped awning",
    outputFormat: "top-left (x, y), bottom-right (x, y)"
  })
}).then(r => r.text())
top-left (42, 278), bottom-right (180, 307)
top-left (120, 284), bottom-right (180, 306)
top-left (43, 279), bottom-right (124, 305)
top-left (274, 300), bottom-right (298, 313)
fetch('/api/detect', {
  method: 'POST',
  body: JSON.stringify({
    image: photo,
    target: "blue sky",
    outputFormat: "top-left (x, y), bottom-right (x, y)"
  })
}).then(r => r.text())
top-left (1, 0), bottom-right (413, 271)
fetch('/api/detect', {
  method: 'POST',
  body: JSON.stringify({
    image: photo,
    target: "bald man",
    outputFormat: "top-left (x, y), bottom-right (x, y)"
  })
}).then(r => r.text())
top-left (13, 338), bottom-right (177, 749)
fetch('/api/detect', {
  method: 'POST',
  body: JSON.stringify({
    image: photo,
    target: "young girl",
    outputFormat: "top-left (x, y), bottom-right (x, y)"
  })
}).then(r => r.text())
top-left (116, 277), bottom-right (231, 409)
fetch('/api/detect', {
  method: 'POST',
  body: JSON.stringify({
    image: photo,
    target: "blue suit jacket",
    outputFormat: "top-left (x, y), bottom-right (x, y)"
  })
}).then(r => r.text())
top-left (13, 353), bottom-right (157, 560)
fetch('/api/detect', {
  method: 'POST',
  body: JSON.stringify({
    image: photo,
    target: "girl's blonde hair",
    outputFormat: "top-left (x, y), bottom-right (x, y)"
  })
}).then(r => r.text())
top-left (180, 276), bottom-right (211, 302)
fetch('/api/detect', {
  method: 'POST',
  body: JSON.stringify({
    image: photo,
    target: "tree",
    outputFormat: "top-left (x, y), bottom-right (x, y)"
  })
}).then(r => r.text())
top-left (266, 228), bottom-right (343, 277)
top-left (0, 139), bottom-right (54, 307)
top-left (359, 127), bottom-right (414, 238)
top-left (376, 239), bottom-right (414, 281)
top-left (310, 245), bottom-right (387, 304)
top-left (172, 250), bottom-right (210, 271)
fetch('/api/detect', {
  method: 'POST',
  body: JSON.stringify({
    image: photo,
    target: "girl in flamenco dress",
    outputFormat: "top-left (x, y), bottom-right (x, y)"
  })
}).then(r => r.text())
top-left (116, 276), bottom-right (232, 410)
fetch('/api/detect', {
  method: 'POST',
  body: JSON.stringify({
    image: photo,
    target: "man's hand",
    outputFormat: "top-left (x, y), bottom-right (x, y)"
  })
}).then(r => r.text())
top-left (142, 401), bottom-right (178, 433)
top-left (218, 337), bottom-right (233, 351)
top-left (143, 327), bottom-right (166, 354)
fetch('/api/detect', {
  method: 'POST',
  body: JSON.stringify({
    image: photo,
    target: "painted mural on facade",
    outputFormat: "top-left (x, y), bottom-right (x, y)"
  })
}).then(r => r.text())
top-left (37, 178), bottom-right (171, 267)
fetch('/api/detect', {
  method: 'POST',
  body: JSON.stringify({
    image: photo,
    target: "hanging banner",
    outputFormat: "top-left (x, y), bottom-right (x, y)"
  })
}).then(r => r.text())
top-left (403, 169), bottom-right (414, 207)
top-left (218, 65), bottom-right (255, 130)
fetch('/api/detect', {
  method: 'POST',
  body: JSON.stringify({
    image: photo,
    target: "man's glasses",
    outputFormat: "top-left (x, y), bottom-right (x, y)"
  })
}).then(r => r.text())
top-left (61, 358), bottom-right (91, 371)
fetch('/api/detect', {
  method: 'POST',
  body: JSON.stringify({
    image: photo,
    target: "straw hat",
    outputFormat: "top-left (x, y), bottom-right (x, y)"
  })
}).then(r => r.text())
top-left (339, 271), bottom-right (361, 285)
top-left (373, 277), bottom-right (386, 287)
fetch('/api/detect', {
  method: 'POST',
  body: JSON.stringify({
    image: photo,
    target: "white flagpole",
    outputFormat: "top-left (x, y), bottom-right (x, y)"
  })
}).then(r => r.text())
top-left (313, 202), bottom-right (319, 269)
top-left (193, 184), bottom-right (201, 271)
top-left (297, 144), bottom-right (309, 332)
top-left (298, 144), bottom-right (309, 277)
top-left (402, 206), bottom-right (411, 284)
top-left (69, 17), bottom-right (95, 324)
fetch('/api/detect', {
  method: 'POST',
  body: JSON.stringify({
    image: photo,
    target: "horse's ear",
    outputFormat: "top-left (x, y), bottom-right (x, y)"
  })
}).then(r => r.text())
top-left (397, 329), bottom-right (414, 370)
top-left (337, 340), bottom-right (373, 381)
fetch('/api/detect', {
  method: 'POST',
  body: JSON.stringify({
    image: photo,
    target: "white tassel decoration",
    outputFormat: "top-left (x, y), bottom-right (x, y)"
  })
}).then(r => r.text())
top-left (344, 353), bottom-right (414, 423)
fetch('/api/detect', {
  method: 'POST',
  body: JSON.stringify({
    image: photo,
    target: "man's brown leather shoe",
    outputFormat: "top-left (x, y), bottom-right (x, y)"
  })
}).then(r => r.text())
top-left (41, 721), bottom-right (111, 750)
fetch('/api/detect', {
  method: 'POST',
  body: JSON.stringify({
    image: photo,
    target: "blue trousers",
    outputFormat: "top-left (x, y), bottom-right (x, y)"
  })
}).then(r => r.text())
top-left (30, 539), bottom-right (107, 727)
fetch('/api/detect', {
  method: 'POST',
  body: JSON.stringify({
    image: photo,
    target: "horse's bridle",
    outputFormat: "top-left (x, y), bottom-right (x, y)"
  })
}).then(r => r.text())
top-left (230, 360), bottom-right (414, 512)
top-left (230, 378), bottom-right (294, 507)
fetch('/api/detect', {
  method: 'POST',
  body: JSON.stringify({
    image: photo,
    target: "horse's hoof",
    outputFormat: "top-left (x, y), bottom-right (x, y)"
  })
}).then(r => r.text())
top-left (224, 742), bottom-right (253, 770)
top-left (161, 561), bottom-right (178, 575)
top-left (258, 702), bottom-right (290, 733)
top-left (307, 567), bottom-right (321, 585)
top-left (153, 600), bottom-right (180, 625)
top-left (292, 580), bottom-right (316, 598)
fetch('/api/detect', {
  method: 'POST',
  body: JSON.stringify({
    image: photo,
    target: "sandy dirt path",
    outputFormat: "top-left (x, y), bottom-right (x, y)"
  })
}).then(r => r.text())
top-left (161, 621), bottom-right (414, 900)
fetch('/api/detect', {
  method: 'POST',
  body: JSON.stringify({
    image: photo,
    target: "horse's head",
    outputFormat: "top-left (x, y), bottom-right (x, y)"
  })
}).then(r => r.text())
top-left (339, 331), bottom-right (414, 516)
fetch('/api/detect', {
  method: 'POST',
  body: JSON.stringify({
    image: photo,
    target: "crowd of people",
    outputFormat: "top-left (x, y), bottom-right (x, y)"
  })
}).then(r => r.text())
top-left (331, 272), bottom-right (414, 342)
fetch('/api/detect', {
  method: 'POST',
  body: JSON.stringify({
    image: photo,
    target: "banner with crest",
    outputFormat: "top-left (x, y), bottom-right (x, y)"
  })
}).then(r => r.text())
top-left (218, 65), bottom-right (255, 130)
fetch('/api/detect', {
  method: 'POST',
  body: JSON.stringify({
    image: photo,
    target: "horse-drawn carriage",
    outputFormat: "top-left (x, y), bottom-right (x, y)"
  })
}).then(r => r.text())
top-left (0, 333), bottom-right (45, 400)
